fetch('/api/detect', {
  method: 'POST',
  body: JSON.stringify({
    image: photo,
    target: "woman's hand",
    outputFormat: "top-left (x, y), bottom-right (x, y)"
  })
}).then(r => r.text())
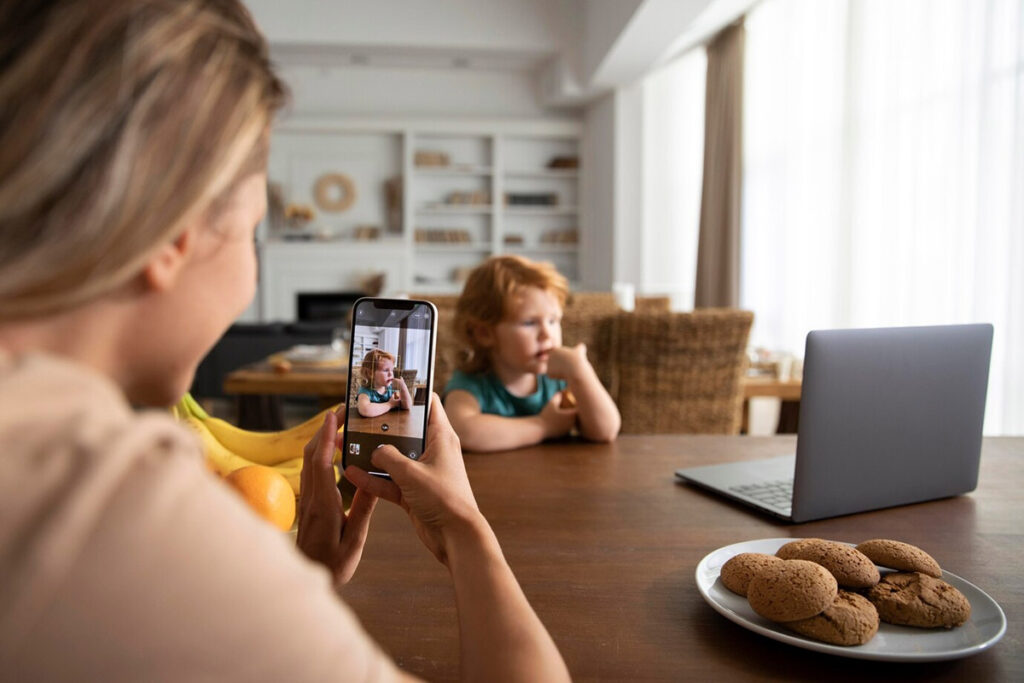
top-left (344, 393), bottom-right (481, 565)
top-left (296, 407), bottom-right (378, 586)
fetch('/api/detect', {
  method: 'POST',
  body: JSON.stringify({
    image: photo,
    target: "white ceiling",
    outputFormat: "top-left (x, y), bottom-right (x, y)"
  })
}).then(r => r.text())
top-left (243, 0), bottom-right (753, 107)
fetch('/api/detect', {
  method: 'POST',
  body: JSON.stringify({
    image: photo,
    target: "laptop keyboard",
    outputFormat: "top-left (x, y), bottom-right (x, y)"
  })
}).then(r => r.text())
top-left (729, 479), bottom-right (793, 514)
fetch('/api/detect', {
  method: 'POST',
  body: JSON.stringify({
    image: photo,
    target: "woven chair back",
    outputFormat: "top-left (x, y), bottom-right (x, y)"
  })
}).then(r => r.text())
top-left (634, 296), bottom-right (671, 313)
top-left (408, 293), bottom-right (461, 393)
top-left (348, 366), bottom-right (364, 407)
top-left (614, 309), bottom-right (753, 434)
top-left (562, 292), bottom-right (621, 395)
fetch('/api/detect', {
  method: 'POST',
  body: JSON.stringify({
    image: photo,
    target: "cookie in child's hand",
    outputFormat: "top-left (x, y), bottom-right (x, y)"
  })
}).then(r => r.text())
top-left (560, 389), bottom-right (577, 409)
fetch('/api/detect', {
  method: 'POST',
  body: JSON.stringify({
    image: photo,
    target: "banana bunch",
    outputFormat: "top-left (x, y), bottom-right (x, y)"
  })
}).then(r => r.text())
top-left (172, 393), bottom-right (342, 495)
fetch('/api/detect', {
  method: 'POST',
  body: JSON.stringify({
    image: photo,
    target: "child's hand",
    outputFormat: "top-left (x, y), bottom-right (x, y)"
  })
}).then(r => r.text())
top-left (546, 343), bottom-right (589, 381)
top-left (391, 377), bottom-right (408, 393)
top-left (538, 392), bottom-right (577, 438)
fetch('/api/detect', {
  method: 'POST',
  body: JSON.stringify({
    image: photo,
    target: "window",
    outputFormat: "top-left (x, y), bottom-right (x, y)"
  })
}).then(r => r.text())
top-left (742, 0), bottom-right (1023, 434)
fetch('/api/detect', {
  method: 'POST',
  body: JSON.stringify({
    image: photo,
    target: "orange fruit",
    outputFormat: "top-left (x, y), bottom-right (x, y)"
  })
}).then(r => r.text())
top-left (224, 465), bottom-right (296, 531)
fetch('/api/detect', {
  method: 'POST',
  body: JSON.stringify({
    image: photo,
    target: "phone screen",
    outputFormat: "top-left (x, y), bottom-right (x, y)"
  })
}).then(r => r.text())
top-left (342, 298), bottom-right (436, 477)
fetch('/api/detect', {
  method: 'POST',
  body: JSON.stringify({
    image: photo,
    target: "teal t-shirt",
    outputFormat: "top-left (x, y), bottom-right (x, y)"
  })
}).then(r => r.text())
top-left (444, 370), bottom-right (567, 417)
top-left (358, 385), bottom-right (394, 403)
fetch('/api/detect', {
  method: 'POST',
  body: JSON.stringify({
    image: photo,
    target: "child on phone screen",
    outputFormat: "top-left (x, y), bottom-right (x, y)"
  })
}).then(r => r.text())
top-left (443, 255), bottom-right (621, 452)
top-left (357, 348), bottom-right (412, 417)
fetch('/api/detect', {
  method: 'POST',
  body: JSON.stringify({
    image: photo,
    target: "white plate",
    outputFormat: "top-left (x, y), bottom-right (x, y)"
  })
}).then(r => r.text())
top-left (695, 538), bottom-right (1007, 662)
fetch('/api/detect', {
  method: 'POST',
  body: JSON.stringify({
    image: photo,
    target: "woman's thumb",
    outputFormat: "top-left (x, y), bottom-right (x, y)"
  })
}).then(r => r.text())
top-left (370, 444), bottom-right (410, 477)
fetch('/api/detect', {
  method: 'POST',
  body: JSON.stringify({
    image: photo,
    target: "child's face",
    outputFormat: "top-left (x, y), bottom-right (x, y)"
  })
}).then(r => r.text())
top-left (489, 286), bottom-right (563, 375)
top-left (372, 357), bottom-right (394, 388)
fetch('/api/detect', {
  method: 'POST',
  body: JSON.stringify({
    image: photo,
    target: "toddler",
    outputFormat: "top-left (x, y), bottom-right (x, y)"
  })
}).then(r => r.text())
top-left (357, 348), bottom-right (412, 417)
top-left (444, 255), bottom-right (621, 451)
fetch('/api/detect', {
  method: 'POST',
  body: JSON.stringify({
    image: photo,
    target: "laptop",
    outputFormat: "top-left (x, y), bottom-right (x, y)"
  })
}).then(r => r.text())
top-left (675, 323), bottom-right (993, 523)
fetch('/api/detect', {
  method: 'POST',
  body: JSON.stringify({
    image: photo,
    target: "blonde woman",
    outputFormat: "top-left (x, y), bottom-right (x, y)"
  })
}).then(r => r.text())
top-left (0, 2), bottom-right (569, 681)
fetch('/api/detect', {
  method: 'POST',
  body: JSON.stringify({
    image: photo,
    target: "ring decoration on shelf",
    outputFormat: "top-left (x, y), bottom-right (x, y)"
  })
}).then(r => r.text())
top-left (313, 172), bottom-right (357, 212)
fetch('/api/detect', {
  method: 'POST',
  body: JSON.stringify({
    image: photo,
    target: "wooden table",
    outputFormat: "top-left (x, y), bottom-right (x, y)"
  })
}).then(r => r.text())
top-left (742, 375), bottom-right (802, 433)
top-left (223, 360), bottom-right (349, 397)
top-left (347, 405), bottom-right (426, 439)
top-left (222, 360), bottom-right (349, 429)
top-left (339, 435), bottom-right (1022, 681)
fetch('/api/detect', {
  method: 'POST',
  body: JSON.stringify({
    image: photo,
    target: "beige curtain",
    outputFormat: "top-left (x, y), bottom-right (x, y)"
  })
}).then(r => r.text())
top-left (695, 20), bottom-right (745, 308)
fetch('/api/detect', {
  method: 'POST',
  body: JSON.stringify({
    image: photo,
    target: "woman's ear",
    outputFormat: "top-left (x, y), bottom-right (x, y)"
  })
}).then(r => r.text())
top-left (141, 226), bottom-right (196, 293)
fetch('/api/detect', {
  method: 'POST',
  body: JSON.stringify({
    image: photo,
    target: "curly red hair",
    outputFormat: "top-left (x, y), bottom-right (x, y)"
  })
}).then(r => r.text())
top-left (453, 255), bottom-right (568, 373)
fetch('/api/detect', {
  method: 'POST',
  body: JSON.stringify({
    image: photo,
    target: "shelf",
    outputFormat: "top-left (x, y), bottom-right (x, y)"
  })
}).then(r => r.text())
top-left (414, 244), bottom-right (492, 253)
top-left (410, 278), bottom-right (465, 294)
top-left (261, 122), bottom-right (582, 314)
top-left (504, 206), bottom-right (579, 216)
top-left (263, 236), bottom-right (406, 247)
top-left (505, 244), bottom-right (579, 254)
top-left (415, 165), bottom-right (493, 176)
top-left (505, 169), bottom-right (579, 179)
top-left (417, 205), bottom-right (494, 215)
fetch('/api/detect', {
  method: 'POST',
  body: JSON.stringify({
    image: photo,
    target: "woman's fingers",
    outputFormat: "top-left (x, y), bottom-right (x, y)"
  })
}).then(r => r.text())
top-left (313, 411), bottom-right (340, 497)
top-left (370, 443), bottom-right (417, 481)
top-left (343, 488), bottom-right (378, 547)
top-left (299, 413), bottom-right (328, 520)
top-left (345, 465), bottom-right (402, 504)
top-left (426, 392), bottom-right (451, 429)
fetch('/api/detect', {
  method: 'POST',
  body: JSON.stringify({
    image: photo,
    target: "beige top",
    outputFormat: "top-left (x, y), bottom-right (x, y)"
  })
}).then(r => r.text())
top-left (0, 351), bottom-right (400, 682)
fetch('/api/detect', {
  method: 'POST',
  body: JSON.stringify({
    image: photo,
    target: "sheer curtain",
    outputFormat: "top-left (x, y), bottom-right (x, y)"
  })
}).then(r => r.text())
top-left (641, 48), bottom-right (706, 308)
top-left (743, 0), bottom-right (1024, 434)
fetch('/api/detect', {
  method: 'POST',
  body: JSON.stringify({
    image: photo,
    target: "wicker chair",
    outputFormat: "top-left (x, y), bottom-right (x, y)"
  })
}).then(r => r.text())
top-left (348, 366), bottom-right (364, 407)
top-left (561, 292), bottom-right (621, 395)
top-left (613, 309), bottom-right (753, 434)
top-left (634, 295), bottom-right (671, 313)
top-left (408, 293), bottom-right (460, 393)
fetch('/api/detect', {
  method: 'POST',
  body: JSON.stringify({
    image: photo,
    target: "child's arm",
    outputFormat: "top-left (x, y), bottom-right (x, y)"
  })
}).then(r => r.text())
top-left (393, 377), bottom-right (413, 410)
top-left (357, 392), bottom-right (393, 417)
top-left (444, 390), bottom-right (577, 452)
top-left (547, 344), bottom-right (621, 442)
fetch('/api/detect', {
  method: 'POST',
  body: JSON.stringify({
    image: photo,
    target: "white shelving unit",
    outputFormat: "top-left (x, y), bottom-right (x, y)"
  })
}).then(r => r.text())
top-left (408, 128), bottom-right (582, 293)
top-left (256, 117), bottom-right (582, 320)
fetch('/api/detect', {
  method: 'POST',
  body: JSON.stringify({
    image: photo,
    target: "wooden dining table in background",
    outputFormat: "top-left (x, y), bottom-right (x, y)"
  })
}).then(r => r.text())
top-left (346, 405), bottom-right (426, 439)
top-left (338, 435), bottom-right (1022, 681)
top-left (742, 375), bottom-right (803, 433)
top-left (222, 358), bottom-right (349, 429)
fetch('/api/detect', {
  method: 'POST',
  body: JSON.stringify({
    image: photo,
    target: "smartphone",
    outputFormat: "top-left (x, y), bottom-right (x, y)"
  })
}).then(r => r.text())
top-left (341, 297), bottom-right (437, 478)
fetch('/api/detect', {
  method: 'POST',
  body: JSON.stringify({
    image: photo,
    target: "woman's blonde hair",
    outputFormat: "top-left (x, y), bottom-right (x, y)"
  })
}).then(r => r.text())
top-left (0, 0), bottom-right (286, 320)
top-left (360, 348), bottom-right (396, 384)
top-left (453, 255), bottom-right (569, 373)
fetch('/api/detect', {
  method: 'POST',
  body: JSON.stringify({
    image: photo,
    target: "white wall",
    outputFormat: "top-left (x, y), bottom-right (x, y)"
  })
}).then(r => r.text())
top-left (581, 94), bottom-right (615, 289)
top-left (245, 0), bottom-right (564, 54)
top-left (579, 85), bottom-right (647, 292)
top-left (277, 64), bottom-right (578, 119)
top-left (613, 84), bottom-right (644, 288)
top-left (581, 0), bottom-right (644, 81)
